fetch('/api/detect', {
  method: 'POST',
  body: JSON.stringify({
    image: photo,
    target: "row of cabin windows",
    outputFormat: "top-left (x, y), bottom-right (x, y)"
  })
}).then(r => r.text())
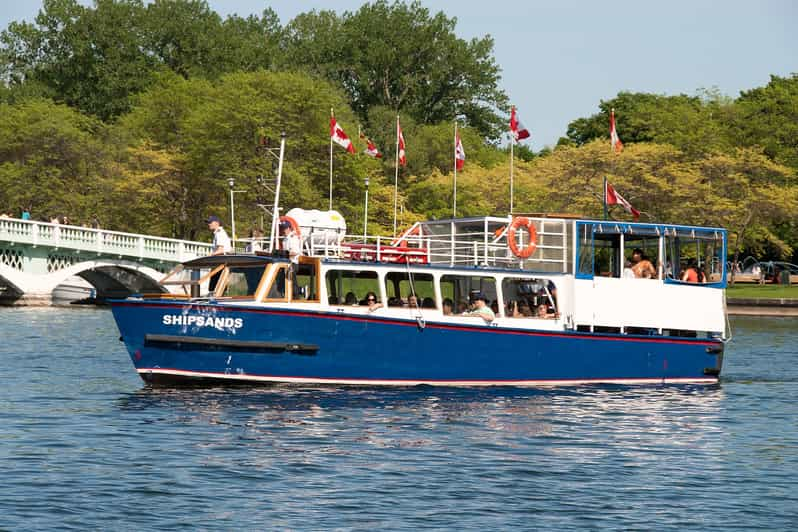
top-left (325, 270), bottom-right (556, 317)
top-left (211, 263), bottom-right (558, 317)
top-left (577, 228), bottom-right (724, 282)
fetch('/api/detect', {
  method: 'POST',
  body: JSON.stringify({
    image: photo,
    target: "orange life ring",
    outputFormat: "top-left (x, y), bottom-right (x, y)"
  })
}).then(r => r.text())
top-left (507, 217), bottom-right (538, 258)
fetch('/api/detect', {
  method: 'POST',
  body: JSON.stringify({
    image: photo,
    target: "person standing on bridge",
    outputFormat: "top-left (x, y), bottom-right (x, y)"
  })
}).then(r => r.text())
top-left (206, 215), bottom-right (232, 256)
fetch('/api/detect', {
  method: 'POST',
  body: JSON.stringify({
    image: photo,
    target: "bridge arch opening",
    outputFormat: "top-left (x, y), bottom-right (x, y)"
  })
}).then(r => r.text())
top-left (53, 265), bottom-right (167, 304)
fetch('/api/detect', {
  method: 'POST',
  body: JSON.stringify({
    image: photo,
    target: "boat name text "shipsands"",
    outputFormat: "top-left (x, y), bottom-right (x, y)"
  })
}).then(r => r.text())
top-left (162, 315), bottom-right (244, 329)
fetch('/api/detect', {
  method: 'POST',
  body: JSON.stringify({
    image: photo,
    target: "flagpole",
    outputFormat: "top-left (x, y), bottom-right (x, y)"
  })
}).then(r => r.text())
top-left (603, 176), bottom-right (608, 220)
top-left (393, 115), bottom-right (399, 237)
top-left (453, 121), bottom-right (457, 218)
top-left (510, 133), bottom-right (514, 214)
top-left (329, 108), bottom-right (334, 211)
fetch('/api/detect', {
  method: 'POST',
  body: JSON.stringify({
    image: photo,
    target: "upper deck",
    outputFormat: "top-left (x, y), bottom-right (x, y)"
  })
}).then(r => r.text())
top-left (287, 214), bottom-right (727, 287)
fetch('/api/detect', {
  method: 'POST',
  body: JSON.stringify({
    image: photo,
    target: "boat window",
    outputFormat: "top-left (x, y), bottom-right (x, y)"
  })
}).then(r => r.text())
top-left (294, 260), bottom-right (319, 301)
top-left (577, 224), bottom-right (593, 277)
top-left (326, 270), bottom-right (379, 305)
top-left (221, 266), bottom-right (266, 298)
top-left (385, 271), bottom-right (435, 308)
top-left (502, 278), bottom-right (557, 317)
top-left (664, 228), bottom-right (725, 284)
top-left (440, 275), bottom-right (497, 315)
top-left (623, 236), bottom-right (660, 279)
top-left (594, 235), bottom-right (621, 277)
top-left (266, 266), bottom-right (287, 300)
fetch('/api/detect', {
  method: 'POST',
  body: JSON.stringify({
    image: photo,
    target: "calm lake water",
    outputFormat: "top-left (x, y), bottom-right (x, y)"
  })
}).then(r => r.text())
top-left (1, 308), bottom-right (797, 530)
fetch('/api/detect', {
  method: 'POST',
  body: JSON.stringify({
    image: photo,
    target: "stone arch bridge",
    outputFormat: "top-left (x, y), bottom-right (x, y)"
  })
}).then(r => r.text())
top-left (0, 218), bottom-right (213, 305)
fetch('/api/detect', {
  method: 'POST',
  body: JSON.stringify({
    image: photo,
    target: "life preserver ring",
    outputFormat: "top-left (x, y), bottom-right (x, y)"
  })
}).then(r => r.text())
top-left (507, 217), bottom-right (537, 258)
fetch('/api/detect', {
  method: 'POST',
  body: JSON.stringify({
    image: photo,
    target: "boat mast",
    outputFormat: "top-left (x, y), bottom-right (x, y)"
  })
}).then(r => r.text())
top-left (269, 132), bottom-right (286, 252)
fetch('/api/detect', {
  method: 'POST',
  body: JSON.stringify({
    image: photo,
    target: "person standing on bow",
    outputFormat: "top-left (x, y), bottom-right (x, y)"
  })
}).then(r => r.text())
top-left (280, 221), bottom-right (302, 297)
top-left (206, 215), bottom-right (232, 255)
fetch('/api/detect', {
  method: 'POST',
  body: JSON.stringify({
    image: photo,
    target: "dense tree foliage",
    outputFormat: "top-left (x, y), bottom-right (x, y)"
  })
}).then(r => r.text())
top-left (0, 1), bottom-right (796, 262)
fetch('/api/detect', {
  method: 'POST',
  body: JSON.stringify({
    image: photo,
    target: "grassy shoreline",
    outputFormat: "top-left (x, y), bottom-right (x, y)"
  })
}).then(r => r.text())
top-left (725, 284), bottom-right (798, 299)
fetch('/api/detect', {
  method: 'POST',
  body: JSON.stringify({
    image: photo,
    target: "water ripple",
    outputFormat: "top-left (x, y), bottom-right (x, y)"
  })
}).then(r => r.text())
top-left (1, 310), bottom-right (797, 530)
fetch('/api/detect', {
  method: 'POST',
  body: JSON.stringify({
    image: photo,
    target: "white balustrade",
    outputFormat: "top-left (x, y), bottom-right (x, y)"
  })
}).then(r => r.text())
top-left (0, 218), bottom-right (213, 263)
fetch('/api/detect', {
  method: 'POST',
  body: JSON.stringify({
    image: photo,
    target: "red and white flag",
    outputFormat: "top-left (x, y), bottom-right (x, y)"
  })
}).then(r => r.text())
top-left (455, 131), bottom-right (465, 170)
top-left (605, 181), bottom-right (640, 221)
top-left (510, 106), bottom-right (531, 141)
top-left (397, 120), bottom-right (406, 166)
top-left (359, 131), bottom-right (382, 158)
top-left (330, 116), bottom-right (355, 153)
top-left (610, 108), bottom-right (623, 153)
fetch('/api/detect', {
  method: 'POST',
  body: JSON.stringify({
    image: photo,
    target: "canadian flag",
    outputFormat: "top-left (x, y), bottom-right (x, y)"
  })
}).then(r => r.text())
top-left (364, 138), bottom-right (382, 158)
top-left (397, 120), bottom-right (406, 166)
top-left (610, 108), bottom-right (623, 153)
top-left (359, 131), bottom-right (382, 158)
top-left (455, 132), bottom-right (465, 170)
top-left (510, 106), bottom-right (531, 141)
top-left (330, 116), bottom-right (355, 153)
top-left (605, 180), bottom-right (640, 221)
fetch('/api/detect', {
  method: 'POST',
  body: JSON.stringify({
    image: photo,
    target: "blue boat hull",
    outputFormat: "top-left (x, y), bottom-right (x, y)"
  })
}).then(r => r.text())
top-left (110, 300), bottom-right (724, 386)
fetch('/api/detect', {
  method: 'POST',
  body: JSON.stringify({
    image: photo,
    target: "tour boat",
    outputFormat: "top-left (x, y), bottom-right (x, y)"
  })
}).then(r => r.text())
top-left (110, 212), bottom-right (729, 386)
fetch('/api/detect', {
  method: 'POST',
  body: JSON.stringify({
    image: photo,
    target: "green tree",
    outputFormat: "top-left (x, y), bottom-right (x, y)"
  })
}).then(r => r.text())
top-left (0, 98), bottom-right (107, 222)
top-left (565, 90), bottom-right (734, 157)
top-left (729, 74), bottom-right (798, 170)
top-left (281, 1), bottom-right (508, 139)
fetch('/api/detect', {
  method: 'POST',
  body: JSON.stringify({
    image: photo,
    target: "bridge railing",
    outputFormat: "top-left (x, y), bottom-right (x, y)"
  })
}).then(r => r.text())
top-left (0, 217), bottom-right (212, 262)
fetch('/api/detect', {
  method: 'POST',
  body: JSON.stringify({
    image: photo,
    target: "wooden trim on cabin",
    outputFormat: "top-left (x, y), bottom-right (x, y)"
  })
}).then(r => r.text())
top-left (262, 264), bottom-right (290, 303)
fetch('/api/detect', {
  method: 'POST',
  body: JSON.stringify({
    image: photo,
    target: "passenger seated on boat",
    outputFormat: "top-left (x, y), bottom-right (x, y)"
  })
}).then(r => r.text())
top-left (508, 299), bottom-right (532, 317)
top-left (536, 304), bottom-right (555, 319)
top-left (631, 248), bottom-right (656, 279)
top-left (442, 298), bottom-right (454, 315)
top-left (490, 300), bottom-right (500, 315)
top-left (364, 291), bottom-right (383, 312)
top-left (422, 297), bottom-right (435, 309)
top-left (464, 293), bottom-right (494, 323)
top-left (406, 294), bottom-right (419, 308)
top-left (344, 292), bottom-right (358, 305)
top-left (388, 297), bottom-right (402, 307)
top-left (681, 259), bottom-right (706, 283)
top-left (456, 300), bottom-right (469, 314)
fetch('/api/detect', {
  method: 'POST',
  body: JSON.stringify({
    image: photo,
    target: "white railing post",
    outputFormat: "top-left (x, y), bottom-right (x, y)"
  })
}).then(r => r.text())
top-left (376, 236), bottom-right (381, 262)
top-left (138, 236), bottom-right (145, 259)
top-left (178, 242), bottom-right (185, 262)
top-left (96, 230), bottom-right (102, 254)
top-left (32, 222), bottom-right (39, 247)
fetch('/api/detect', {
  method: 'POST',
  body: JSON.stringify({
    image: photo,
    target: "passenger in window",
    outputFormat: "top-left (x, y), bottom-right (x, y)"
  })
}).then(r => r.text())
top-left (622, 260), bottom-right (636, 278)
top-left (442, 298), bottom-right (454, 315)
top-left (464, 293), bottom-right (494, 323)
top-left (364, 291), bottom-right (383, 312)
top-left (344, 292), bottom-right (358, 305)
top-left (490, 300), bottom-right (499, 315)
top-left (681, 259), bottom-right (706, 283)
top-left (631, 248), bottom-right (656, 279)
top-left (457, 300), bottom-right (469, 314)
top-left (518, 300), bottom-right (533, 317)
top-left (422, 297), bottom-right (435, 309)
top-left (536, 304), bottom-right (555, 319)
top-left (406, 294), bottom-right (419, 308)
